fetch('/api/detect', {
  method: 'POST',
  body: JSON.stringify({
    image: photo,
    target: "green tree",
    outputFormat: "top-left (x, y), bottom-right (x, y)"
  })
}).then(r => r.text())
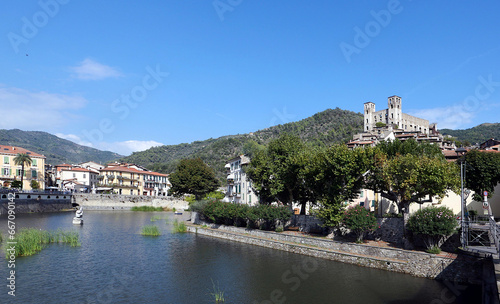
top-left (376, 138), bottom-right (444, 159)
top-left (305, 145), bottom-right (373, 227)
top-left (13, 153), bottom-right (32, 190)
top-left (367, 153), bottom-right (459, 231)
top-left (30, 180), bottom-right (40, 190)
top-left (463, 150), bottom-right (500, 201)
top-left (247, 134), bottom-right (313, 214)
top-left (169, 158), bottom-right (219, 200)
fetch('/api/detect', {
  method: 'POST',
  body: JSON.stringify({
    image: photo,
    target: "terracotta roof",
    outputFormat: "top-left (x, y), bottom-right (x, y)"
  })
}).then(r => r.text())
top-left (101, 166), bottom-right (146, 174)
top-left (0, 145), bottom-right (45, 158)
top-left (61, 168), bottom-right (97, 173)
top-left (56, 163), bottom-right (72, 167)
top-left (144, 171), bottom-right (169, 177)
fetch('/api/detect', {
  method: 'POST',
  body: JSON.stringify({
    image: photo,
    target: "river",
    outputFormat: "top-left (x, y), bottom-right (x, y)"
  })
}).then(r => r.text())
top-left (0, 211), bottom-right (480, 303)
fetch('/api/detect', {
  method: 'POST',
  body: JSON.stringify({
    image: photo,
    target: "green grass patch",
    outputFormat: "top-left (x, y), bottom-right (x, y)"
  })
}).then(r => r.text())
top-left (172, 220), bottom-right (187, 233)
top-left (426, 246), bottom-right (442, 254)
top-left (141, 225), bottom-right (161, 236)
top-left (5, 228), bottom-right (80, 258)
top-left (131, 206), bottom-right (164, 212)
top-left (150, 215), bottom-right (162, 222)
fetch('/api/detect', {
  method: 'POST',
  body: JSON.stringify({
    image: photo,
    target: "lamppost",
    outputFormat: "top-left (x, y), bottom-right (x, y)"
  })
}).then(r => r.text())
top-left (456, 147), bottom-right (467, 248)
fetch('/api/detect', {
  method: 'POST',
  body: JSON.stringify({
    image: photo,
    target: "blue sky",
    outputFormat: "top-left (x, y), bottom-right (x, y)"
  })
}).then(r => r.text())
top-left (1, 1), bottom-right (500, 155)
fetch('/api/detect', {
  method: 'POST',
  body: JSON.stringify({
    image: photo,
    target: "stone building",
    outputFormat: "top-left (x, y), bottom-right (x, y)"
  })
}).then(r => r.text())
top-left (364, 95), bottom-right (430, 134)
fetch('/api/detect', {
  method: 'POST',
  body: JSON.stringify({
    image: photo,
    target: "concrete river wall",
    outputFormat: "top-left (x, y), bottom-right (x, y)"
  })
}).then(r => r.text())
top-left (72, 193), bottom-right (189, 210)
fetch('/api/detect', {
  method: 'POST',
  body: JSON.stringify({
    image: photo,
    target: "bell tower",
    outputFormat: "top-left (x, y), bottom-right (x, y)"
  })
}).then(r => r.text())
top-left (364, 102), bottom-right (375, 132)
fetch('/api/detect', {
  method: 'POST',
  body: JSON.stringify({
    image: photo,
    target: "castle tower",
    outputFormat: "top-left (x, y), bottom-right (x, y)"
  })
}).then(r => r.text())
top-left (387, 95), bottom-right (402, 128)
top-left (364, 102), bottom-right (375, 132)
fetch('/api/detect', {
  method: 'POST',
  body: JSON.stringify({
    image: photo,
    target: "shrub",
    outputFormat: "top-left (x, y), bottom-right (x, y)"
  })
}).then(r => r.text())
top-left (406, 206), bottom-right (457, 250)
top-left (342, 205), bottom-right (378, 243)
top-left (200, 200), bottom-right (292, 231)
top-left (189, 200), bottom-right (209, 213)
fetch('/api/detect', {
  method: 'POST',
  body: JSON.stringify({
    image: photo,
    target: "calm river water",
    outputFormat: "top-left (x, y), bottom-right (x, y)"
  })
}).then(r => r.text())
top-left (0, 211), bottom-right (480, 304)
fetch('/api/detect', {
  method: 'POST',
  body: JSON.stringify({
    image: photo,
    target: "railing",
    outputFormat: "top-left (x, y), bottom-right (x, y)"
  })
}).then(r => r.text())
top-left (488, 205), bottom-right (500, 254)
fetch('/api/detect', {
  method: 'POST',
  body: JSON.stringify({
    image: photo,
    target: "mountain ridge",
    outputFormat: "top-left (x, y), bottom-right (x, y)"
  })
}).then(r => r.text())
top-left (0, 129), bottom-right (123, 165)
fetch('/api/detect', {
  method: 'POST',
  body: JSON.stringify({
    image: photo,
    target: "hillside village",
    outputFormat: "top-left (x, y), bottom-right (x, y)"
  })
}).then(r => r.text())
top-left (2, 97), bottom-right (500, 216)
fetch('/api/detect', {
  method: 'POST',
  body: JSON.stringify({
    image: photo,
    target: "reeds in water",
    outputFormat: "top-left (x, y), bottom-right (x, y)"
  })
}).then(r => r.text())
top-left (172, 219), bottom-right (187, 233)
top-left (141, 225), bottom-right (161, 236)
top-left (150, 215), bottom-right (162, 222)
top-left (5, 228), bottom-right (80, 258)
top-left (210, 279), bottom-right (225, 303)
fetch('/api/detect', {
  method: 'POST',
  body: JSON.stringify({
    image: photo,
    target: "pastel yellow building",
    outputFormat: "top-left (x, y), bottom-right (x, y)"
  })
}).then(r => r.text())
top-left (0, 145), bottom-right (46, 190)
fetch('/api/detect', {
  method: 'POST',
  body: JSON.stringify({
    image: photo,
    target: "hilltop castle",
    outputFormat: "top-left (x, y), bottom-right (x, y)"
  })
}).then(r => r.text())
top-left (363, 95), bottom-right (431, 134)
top-left (349, 95), bottom-right (452, 149)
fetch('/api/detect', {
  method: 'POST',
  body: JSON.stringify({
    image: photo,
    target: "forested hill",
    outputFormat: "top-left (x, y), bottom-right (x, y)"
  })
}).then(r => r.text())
top-left (440, 123), bottom-right (500, 145)
top-left (120, 108), bottom-right (364, 180)
top-left (0, 129), bottom-right (122, 165)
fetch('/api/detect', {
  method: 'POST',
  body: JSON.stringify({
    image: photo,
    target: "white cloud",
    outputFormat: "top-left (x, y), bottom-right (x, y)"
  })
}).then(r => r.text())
top-left (0, 86), bottom-right (87, 130)
top-left (407, 105), bottom-right (475, 130)
top-left (97, 140), bottom-right (164, 156)
top-left (55, 134), bottom-right (163, 156)
top-left (55, 133), bottom-right (94, 147)
top-left (71, 58), bottom-right (123, 80)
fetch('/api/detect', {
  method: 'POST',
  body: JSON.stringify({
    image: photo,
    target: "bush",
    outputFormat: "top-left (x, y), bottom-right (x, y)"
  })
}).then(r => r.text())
top-left (406, 206), bottom-right (457, 250)
top-left (200, 200), bottom-right (292, 231)
top-left (189, 200), bottom-right (209, 213)
top-left (342, 205), bottom-right (378, 243)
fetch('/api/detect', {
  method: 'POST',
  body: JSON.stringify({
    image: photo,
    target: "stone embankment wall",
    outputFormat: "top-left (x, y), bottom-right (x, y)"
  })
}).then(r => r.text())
top-left (72, 193), bottom-right (189, 210)
top-left (292, 214), bottom-right (404, 244)
top-left (188, 216), bottom-right (484, 284)
top-left (0, 198), bottom-right (72, 215)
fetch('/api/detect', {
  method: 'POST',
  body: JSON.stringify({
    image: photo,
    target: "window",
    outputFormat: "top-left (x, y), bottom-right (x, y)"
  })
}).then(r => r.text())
top-left (32, 159), bottom-right (37, 166)
top-left (32, 170), bottom-right (37, 178)
top-left (83, 174), bottom-right (86, 178)
top-left (360, 190), bottom-right (364, 198)
top-left (73, 173), bottom-right (76, 178)
top-left (3, 168), bottom-right (9, 175)
top-left (3, 156), bottom-right (9, 164)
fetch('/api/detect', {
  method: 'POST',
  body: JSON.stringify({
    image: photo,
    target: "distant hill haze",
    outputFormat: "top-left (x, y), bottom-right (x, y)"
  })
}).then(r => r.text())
top-left (0, 129), bottom-right (122, 165)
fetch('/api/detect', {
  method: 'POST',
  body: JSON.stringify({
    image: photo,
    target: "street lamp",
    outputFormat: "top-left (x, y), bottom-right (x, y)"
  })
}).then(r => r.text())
top-left (455, 147), bottom-right (467, 248)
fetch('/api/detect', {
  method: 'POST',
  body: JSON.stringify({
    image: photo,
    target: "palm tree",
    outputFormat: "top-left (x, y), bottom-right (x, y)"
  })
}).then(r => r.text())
top-left (13, 153), bottom-right (32, 190)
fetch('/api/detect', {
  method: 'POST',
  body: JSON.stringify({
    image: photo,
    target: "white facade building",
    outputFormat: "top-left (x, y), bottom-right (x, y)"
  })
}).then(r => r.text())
top-left (224, 155), bottom-right (258, 205)
top-left (60, 167), bottom-right (99, 192)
